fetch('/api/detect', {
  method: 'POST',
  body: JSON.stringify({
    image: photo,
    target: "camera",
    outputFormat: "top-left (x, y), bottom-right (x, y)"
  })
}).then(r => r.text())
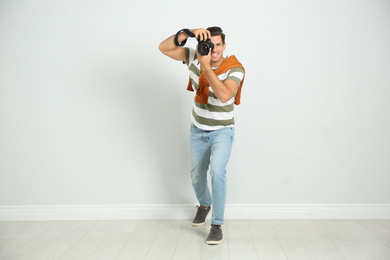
top-left (197, 38), bottom-right (214, 56)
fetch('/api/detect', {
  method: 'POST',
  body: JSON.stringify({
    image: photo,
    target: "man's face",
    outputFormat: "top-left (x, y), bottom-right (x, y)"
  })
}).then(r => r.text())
top-left (210, 35), bottom-right (226, 64)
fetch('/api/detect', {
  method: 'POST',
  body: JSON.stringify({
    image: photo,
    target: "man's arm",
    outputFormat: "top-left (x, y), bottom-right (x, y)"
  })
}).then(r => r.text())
top-left (197, 54), bottom-right (240, 103)
top-left (158, 28), bottom-right (211, 62)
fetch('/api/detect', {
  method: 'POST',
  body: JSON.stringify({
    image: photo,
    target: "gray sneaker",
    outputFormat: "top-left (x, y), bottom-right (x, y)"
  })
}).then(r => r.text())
top-left (192, 205), bottom-right (211, 226)
top-left (207, 224), bottom-right (223, 245)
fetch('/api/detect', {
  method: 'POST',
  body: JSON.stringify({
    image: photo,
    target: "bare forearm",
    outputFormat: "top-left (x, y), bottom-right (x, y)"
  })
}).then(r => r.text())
top-left (202, 67), bottom-right (237, 103)
top-left (158, 33), bottom-right (188, 54)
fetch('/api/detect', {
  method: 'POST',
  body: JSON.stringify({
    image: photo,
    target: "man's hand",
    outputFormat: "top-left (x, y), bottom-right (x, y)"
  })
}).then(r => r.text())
top-left (190, 28), bottom-right (211, 42)
top-left (196, 46), bottom-right (211, 70)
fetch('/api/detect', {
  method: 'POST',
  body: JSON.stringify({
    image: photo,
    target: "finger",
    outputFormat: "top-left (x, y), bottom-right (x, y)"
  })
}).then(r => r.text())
top-left (201, 29), bottom-right (208, 41)
top-left (199, 31), bottom-right (205, 41)
top-left (200, 29), bottom-right (207, 40)
top-left (195, 31), bottom-right (200, 40)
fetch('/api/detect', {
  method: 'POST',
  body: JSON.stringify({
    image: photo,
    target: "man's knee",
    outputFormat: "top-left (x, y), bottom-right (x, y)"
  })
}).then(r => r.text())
top-left (191, 168), bottom-right (207, 184)
top-left (210, 168), bottom-right (227, 183)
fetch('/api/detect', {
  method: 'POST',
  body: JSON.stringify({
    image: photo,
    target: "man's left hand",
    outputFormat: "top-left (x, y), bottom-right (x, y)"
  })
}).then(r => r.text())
top-left (196, 45), bottom-right (211, 70)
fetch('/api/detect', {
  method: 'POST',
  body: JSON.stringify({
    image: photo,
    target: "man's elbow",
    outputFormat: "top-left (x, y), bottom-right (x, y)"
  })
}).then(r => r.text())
top-left (219, 95), bottom-right (232, 104)
top-left (158, 43), bottom-right (166, 54)
top-left (218, 90), bottom-right (236, 103)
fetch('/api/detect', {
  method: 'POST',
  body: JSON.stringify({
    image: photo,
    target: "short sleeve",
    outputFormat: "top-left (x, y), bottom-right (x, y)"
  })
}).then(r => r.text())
top-left (227, 67), bottom-right (245, 85)
top-left (183, 47), bottom-right (197, 66)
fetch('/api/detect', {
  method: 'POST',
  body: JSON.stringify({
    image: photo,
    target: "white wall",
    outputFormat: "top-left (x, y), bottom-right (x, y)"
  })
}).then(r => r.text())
top-left (1, 0), bottom-right (390, 209)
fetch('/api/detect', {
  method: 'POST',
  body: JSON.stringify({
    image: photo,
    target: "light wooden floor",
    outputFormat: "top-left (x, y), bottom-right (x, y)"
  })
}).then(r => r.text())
top-left (0, 219), bottom-right (389, 260)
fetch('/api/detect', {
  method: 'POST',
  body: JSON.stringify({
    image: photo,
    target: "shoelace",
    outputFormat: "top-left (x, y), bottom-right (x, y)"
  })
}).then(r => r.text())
top-left (210, 225), bottom-right (220, 236)
top-left (195, 206), bottom-right (206, 219)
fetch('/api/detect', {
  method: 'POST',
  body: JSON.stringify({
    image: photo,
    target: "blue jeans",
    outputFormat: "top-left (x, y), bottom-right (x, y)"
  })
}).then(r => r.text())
top-left (190, 124), bottom-right (235, 225)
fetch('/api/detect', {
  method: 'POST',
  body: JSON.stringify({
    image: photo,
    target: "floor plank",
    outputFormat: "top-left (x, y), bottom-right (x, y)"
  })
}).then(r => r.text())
top-left (0, 222), bottom-right (32, 244)
top-left (337, 220), bottom-right (390, 260)
top-left (60, 221), bottom-right (117, 260)
top-left (292, 220), bottom-right (344, 260)
top-left (144, 220), bottom-right (183, 260)
top-left (249, 219), bottom-right (287, 260)
top-left (0, 221), bottom-right (51, 259)
top-left (357, 220), bottom-right (390, 248)
top-left (0, 222), bottom-right (12, 230)
top-left (270, 220), bottom-right (316, 260)
top-left (315, 220), bottom-right (374, 260)
top-left (226, 220), bottom-right (258, 260)
top-left (116, 220), bottom-right (162, 260)
top-left (4, 221), bottom-right (74, 260)
top-left (32, 221), bottom-right (97, 259)
top-left (380, 220), bottom-right (390, 229)
top-left (173, 220), bottom-right (205, 260)
top-left (87, 220), bottom-right (140, 260)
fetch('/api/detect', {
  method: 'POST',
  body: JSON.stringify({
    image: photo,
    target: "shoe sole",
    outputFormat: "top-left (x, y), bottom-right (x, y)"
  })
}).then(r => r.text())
top-left (206, 239), bottom-right (223, 245)
top-left (192, 222), bottom-right (206, 226)
top-left (192, 208), bottom-right (211, 227)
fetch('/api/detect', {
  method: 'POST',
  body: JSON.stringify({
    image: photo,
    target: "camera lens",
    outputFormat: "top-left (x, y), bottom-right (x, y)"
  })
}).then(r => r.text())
top-left (198, 43), bottom-right (209, 56)
top-left (197, 39), bottom-right (214, 56)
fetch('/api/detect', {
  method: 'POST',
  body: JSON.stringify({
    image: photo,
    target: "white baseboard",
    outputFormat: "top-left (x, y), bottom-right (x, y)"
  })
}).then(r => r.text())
top-left (0, 204), bottom-right (389, 221)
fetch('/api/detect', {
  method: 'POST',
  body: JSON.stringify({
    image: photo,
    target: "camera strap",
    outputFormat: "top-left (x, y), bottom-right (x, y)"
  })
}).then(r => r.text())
top-left (174, 29), bottom-right (195, 47)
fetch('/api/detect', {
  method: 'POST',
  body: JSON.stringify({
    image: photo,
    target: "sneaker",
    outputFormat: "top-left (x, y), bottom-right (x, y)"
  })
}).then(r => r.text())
top-left (207, 224), bottom-right (223, 245)
top-left (192, 205), bottom-right (211, 226)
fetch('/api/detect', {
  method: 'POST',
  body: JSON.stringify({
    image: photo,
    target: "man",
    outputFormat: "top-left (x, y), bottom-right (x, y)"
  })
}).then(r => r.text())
top-left (158, 27), bottom-right (245, 245)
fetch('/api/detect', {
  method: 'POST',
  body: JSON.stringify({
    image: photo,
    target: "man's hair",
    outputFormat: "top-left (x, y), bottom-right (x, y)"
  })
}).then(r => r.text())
top-left (207, 26), bottom-right (225, 44)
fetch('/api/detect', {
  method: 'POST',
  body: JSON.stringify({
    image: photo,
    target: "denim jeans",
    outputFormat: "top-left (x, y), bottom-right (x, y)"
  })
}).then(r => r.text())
top-left (190, 123), bottom-right (235, 225)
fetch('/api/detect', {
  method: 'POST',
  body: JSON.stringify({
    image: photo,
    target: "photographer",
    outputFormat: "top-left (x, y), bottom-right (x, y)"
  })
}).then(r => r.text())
top-left (159, 27), bottom-right (245, 245)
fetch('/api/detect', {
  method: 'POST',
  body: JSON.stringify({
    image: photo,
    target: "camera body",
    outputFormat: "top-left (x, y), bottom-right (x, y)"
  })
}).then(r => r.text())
top-left (197, 38), bottom-right (214, 56)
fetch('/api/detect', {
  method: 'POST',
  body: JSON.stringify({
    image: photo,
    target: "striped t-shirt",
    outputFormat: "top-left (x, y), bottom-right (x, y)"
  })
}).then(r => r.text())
top-left (184, 47), bottom-right (245, 131)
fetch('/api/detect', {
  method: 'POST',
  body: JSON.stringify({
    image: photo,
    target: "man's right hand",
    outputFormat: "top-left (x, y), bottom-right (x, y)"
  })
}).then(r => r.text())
top-left (191, 28), bottom-right (211, 41)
